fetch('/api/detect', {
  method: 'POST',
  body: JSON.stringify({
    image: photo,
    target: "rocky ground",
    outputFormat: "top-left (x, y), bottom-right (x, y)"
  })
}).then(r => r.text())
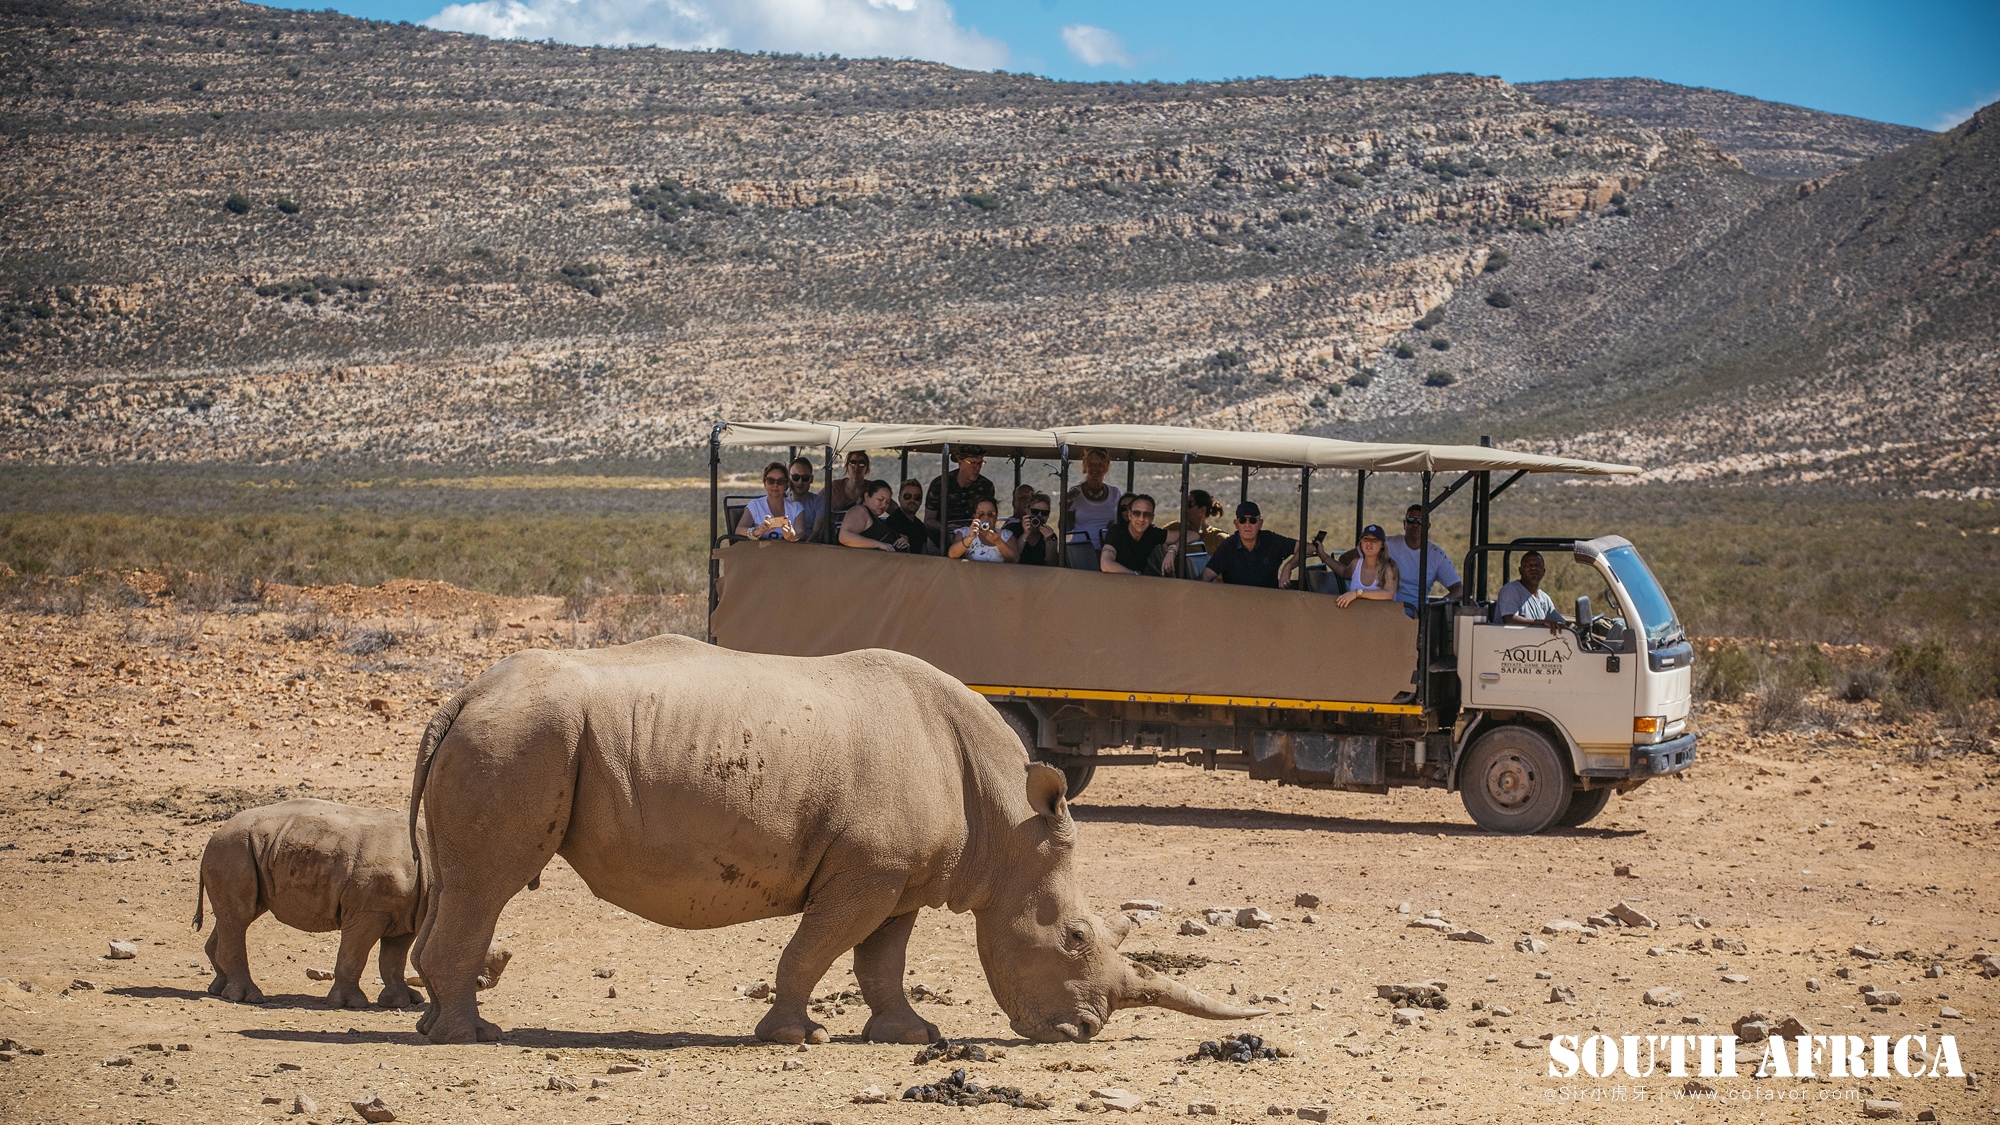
top-left (1, 582), bottom-right (1996, 1124)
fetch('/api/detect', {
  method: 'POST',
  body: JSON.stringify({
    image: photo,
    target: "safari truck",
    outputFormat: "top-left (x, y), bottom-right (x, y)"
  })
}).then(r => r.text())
top-left (703, 421), bottom-right (1695, 834)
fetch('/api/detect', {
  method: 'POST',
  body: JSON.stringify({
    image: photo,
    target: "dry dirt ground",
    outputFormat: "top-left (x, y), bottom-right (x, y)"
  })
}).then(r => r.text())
top-left (2, 583), bottom-right (1996, 1125)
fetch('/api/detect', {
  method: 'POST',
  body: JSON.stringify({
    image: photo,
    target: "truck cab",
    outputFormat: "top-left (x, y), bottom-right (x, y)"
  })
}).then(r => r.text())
top-left (1453, 536), bottom-right (1695, 831)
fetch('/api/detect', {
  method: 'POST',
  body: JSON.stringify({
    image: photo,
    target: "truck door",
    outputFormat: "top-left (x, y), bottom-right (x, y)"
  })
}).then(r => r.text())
top-left (1466, 555), bottom-right (1637, 773)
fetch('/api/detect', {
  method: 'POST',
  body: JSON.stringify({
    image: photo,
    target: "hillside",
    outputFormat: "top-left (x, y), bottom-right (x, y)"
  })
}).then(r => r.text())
top-left (0, 0), bottom-right (1992, 495)
top-left (1521, 78), bottom-right (1932, 180)
top-left (1358, 103), bottom-right (2000, 496)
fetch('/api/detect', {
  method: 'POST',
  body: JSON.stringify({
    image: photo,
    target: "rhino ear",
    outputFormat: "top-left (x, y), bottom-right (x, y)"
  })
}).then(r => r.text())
top-left (1024, 762), bottom-right (1069, 824)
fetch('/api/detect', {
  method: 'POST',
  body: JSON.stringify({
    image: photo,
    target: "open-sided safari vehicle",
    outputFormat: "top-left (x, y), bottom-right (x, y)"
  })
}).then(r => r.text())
top-left (704, 421), bottom-right (1694, 834)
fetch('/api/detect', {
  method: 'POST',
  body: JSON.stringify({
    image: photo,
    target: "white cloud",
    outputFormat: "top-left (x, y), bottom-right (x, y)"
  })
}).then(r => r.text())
top-left (1929, 90), bottom-right (1998, 132)
top-left (1059, 23), bottom-right (1132, 68)
top-left (425, 0), bottom-right (1008, 70)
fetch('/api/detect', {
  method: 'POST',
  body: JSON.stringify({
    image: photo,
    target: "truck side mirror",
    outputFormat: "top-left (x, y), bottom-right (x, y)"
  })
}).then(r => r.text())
top-left (1574, 595), bottom-right (1591, 626)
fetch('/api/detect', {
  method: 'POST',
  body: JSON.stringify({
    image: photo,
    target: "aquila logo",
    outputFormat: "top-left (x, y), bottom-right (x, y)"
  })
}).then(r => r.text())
top-left (1500, 636), bottom-right (1572, 673)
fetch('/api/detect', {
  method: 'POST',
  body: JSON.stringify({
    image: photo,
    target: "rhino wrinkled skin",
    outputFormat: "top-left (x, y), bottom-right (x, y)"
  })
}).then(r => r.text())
top-left (407, 635), bottom-right (1263, 1045)
top-left (195, 798), bottom-right (511, 1008)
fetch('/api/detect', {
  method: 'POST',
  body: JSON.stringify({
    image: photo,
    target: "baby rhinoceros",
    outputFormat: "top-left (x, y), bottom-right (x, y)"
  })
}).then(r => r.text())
top-left (195, 798), bottom-right (511, 1008)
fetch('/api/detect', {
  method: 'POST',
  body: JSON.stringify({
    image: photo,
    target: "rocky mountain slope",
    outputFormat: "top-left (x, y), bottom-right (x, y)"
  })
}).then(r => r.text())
top-left (0, 0), bottom-right (1990, 494)
top-left (1521, 78), bottom-right (1932, 180)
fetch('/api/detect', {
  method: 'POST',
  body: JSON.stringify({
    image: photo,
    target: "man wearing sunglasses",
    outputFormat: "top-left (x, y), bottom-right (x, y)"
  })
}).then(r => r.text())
top-left (1100, 494), bottom-right (1169, 575)
top-left (1199, 501), bottom-right (1301, 588)
top-left (923, 445), bottom-right (996, 550)
top-left (788, 456), bottom-right (825, 543)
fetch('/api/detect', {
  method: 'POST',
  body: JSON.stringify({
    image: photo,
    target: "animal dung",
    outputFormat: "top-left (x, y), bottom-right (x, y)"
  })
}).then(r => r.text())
top-left (901, 1068), bottom-right (1050, 1108)
top-left (1188, 1033), bottom-right (1286, 1063)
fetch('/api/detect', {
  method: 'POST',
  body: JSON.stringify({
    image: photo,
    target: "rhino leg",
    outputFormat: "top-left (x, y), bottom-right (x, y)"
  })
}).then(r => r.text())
top-left (375, 933), bottom-right (420, 1009)
top-left (326, 912), bottom-right (392, 1009)
top-left (854, 912), bottom-right (939, 1045)
top-left (756, 875), bottom-right (910, 1045)
top-left (413, 884), bottom-right (512, 1043)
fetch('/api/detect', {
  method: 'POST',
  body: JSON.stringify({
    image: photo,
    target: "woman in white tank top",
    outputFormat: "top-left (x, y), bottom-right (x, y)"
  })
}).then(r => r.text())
top-left (1334, 524), bottom-right (1400, 609)
top-left (1064, 447), bottom-right (1122, 545)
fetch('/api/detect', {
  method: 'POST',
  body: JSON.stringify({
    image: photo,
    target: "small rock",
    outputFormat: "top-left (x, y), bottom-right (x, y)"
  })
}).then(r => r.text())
top-left (1293, 893), bottom-right (1321, 909)
top-left (1236, 907), bottom-right (1275, 929)
top-left (743, 980), bottom-right (773, 999)
top-left (106, 941), bottom-right (137, 960)
top-left (1721, 974), bottom-right (1749, 984)
top-left (1090, 1088), bottom-right (1145, 1113)
top-left (607, 986), bottom-right (617, 999)
top-left (1712, 937), bottom-right (1748, 954)
top-left (1612, 864), bottom-right (1633, 877)
top-left (1344, 1044), bottom-right (1373, 1057)
top-left (103, 1055), bottom-right (135, 1067)
top-left (1534, 971), bottom-right (1553, 980)
top-left (1642, 988), bottom-right (1683, 1007)
top-left (1587, 914), bottom-right (1621, 928)
top-left (1917, 1111), bottom-right (1937, 1122)
top-left (1391, 1008), bottom-right (1422, 1026)
top-left (1301, 913), bottom-right (1320, 924)
top-left (546, 1076), bottom-right (578, 1091)
top-left (1541, 920), bottom-right (1584, 935)
top-left (1296, 1109), bottom-right (1329, 1123)
top-left (1852, 944), bottom-right (1882, 960)
top-left (1861, 1100), bottom-right (1903, 1120)
top-left (305, 968), bottom-right (334, 981)
top-left (291, 1095), bottom-right (317, 1115)
top-left (592, 967), bottom-right (615, 979)
top-left (1647, 947), bottom-right (1666, 957)
top-left (1941, 1007), bottom-right (1963, 1019)
top-left (351, 1096), bottom-right (396, 1123)
top-left (1179, 919), bottom-right (1210, 936)
top-left (263, 1097), bottom-right (284, 1105)
top-left (1925, 964), bottom-right (1945, 979)
top-left (1490, 1006), bottom-right (1513, 1017)
top-left (1120, 900), bottom-right (1166, 912)
top-left (852, 1085), bottom-right (891, 1104)
top-left (782, 1058), bottom-right (804, 1070)
top-left (1264, 1106), bottom-right (1290, 1116)
top-left (1548, 986), bottom-right (1575, 1004)
top-left (1806, 978), bottom-right (1822, 992)
top-left (1407, 917), bottom-right (1453, 932)
top-left (1396, 902), bottom-right (1410, 914)
top-left (1862, 990), bottom-right (1903, 1006)
top-left (276, 1061), bottom-right (302, 1071)
top-left (68, 979), bottom-right (94, 991)
top-left (1514, 1038), bottom-right (1542, 1049)
top-left (590, 1079), bottom-right (611, 1089)
top-left (1514, 937), bottom-right (1549, 955)
top-left (1447, 930), bottom-right (1495, 944)
top-left (1610, 902), bottom-right (1658, 928)
top-left (1187, 1103), bottom-right (1219, 1116)
top-left (1309, 1001), bottom-right (1326, 1011)
top-left (1683, 1080), bottom-right (1716, 1094)
top-left (607, 1064), bottom-right (643, 1074)
top-left (1423, 908), bottom-right (1445, 919)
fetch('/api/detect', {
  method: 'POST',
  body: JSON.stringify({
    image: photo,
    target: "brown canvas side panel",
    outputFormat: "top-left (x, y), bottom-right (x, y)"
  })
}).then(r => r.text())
top-left (711, 541), bottom-right (1418, 704)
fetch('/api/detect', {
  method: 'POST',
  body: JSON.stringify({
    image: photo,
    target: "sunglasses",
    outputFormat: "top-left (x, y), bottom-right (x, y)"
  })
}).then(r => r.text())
top-left (1130, 509), bottom-right (1155, 518)
top-left (1236, 517), bottom-right (1261, 525)
top-left (764, 478), bottom-right (788, 486)
top-left (790, 473), bottom-right (813, 482)
top-left (1403, 516), bottom-right (1423, 525)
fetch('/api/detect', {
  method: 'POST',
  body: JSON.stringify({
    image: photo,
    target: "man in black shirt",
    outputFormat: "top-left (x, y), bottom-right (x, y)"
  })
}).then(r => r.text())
top-left (884, 479), bottom-right (930, 554)
top-left (1100, 494), bottom-right (1170, 574)
top-left (924, 446), bottom-right (995, 549)
top-left (1201, 501), bottom-right (1301, 588)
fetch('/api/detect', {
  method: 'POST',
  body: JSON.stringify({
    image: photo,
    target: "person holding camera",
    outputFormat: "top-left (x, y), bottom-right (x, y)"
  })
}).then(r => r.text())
top-left (1014, 493), bottom-right (1059, 566)
top-left (948, 498), bottom-right (1019, 563)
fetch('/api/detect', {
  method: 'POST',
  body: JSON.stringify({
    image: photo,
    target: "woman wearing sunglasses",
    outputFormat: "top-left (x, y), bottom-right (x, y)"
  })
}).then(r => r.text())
top-left (1014, 493), bottom-right (1058, 566)
top-left (1332, 524), bottom-right (1400, 608)
top-left (737, 461), bottom-right (805, 541)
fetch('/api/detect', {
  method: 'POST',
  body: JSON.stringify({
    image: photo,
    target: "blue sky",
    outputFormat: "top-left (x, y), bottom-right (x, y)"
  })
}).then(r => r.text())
top-left (265, 0), bottom-right (1997, 131)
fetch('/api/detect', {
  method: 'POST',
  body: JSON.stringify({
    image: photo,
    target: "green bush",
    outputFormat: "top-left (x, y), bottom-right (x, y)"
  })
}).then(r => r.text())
top-left (1485, 290), bottom-right (1514, 309)
top-left (1278, 208), bottom-right (1310, 223)
top-left (559, 262), bottom-right (607, 297)
top-left (1483, 249), bottom-right (1510, 273)
top-left (1429, 338), bottom-right (1450, 351)
top-left (1345, 370), bottom-right (1374, 388)
top-left (1332, 171), bottom-right (1365, 189)
top-left (275, 198), bottom-right (300, 214)
top-left (1393, 343), bottom-right (1416, 359)
top-left (1413, 309), bottom-right (1444, 330)
top-left (1424, 371), bottom-right (1456, 387)
top-left (1516, 217), bottom-right (1547, 234)
top-left (1888, 642), bottom-right (1966, 711)
top-left (251, 275), bottom-right (380, 300)
top-left (962, 192), bottom-right (1001, 211)
top-left (224, 193), bottom-right (250, 215)
top-left (1697, 645), bottom-right (1758, 703)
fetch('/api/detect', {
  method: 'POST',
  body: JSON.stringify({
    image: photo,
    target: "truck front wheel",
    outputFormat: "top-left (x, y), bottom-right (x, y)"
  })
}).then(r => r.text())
top-left (1460, 726), bottom-right (1574, 834)
top-left (1557, 786), bottom-right (1612, 828)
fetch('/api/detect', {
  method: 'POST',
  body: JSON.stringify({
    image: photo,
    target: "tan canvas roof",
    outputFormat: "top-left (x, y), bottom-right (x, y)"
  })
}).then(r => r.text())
top-left (718, 420), bottom-right (1638, 476)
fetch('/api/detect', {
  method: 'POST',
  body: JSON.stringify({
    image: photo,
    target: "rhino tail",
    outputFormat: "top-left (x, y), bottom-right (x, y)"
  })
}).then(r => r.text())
top-left (409, 689), bottom-right (472, 898)
top-left (192, 868), bottom-right (205, 931)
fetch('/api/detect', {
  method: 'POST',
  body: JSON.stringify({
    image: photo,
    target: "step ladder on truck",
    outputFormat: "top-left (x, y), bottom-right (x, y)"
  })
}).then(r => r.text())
top-left (704, 420), bottom-right (1694, 834)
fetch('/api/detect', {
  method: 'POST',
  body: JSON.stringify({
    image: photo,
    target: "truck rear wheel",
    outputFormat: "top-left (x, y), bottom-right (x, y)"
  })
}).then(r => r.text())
top-left (995, 705), bottom-right (1096, 801)
top-left (1555, 786), bottom-right (1612, 827)
top-left (1460, 726), bottom-right (1573, 835)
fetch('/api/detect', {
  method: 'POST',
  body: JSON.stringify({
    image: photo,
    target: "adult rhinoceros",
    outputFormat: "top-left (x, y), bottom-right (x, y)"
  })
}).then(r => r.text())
top-left (407, 634), bottom-right (1261, 1045)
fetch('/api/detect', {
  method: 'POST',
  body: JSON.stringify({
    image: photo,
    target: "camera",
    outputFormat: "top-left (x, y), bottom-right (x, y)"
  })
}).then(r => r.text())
top-left (1026, 512), bottom-right (1045, 525)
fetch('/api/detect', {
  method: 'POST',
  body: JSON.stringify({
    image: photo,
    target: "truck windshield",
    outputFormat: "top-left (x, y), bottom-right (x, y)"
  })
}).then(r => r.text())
top-left (1603, 545), bottom-right (1683, 647)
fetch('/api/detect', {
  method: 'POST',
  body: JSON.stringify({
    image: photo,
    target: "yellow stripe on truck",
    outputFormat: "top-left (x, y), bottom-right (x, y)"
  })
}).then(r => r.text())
top-left (966, 685), bottom-right (1423, 715)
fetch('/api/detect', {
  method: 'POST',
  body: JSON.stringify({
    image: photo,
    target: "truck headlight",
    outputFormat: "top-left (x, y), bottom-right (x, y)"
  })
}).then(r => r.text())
top-left (1633, 716), bottom-right (1666, 742)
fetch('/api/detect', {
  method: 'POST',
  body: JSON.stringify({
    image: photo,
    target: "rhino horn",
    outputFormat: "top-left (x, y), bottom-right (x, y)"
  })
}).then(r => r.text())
top-left (1104, 912), bottom-right (1135, 948)
top-left (1113, 959), bottom-right (1267, 1020)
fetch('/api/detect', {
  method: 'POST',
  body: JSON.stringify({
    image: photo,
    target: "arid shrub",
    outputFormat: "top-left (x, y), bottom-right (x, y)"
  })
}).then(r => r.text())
top-left (1840, 666), bottom-right (1886, 702)
top-left (1485, 290), bottom-right (1514, 309)
top-left (223, 193), bottom-right (250, 215)
top-left (1889, 642), bottom-right (1965, 711)
top-left (1345, 369), bottom-right (1374, 388)
top-left (1424, 371), bottom-right (1456, 387)
top-left (1413, 309), bottom-right (1443, 330)
top-left (1394, 342), bottom-right (1416, 359)
top-left (1482, 249), bottom-right (1510, 272)
top-left (1749, 676), bottom-right (1807, 733)
top-left (275, 198), bottom-right (300, 214)
top-left (1430, 338), bottom-right (1450, 351)
top-left (1697, 645), bottom-right (1757, 703)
